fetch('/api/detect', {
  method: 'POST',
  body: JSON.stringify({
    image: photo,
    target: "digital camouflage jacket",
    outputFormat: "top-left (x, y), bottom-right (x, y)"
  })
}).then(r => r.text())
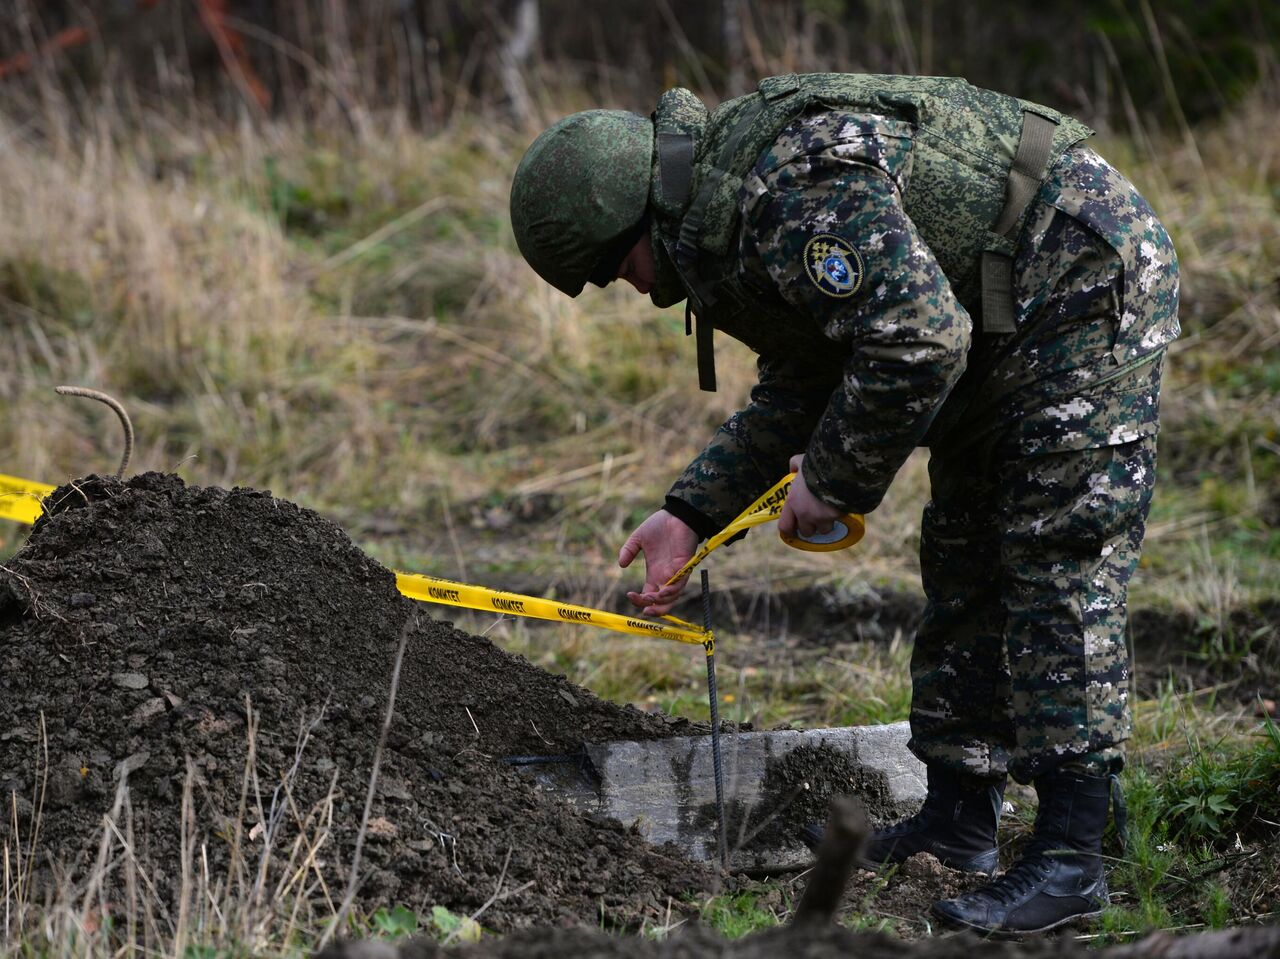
top-left (653, 76), bottom-right (1180, 534)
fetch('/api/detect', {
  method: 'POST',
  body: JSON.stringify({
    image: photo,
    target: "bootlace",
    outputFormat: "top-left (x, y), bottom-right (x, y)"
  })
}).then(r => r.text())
top-left (978, 853), bottom-right (1055, 906)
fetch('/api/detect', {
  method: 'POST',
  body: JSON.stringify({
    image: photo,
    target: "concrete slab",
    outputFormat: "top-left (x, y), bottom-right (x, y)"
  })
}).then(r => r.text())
top-left (515, 721), bottom-right (925, 873)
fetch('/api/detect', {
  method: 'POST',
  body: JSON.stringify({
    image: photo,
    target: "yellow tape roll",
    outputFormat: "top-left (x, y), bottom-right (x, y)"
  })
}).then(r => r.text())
top-left (664, 473), bottom-right (864, 585)
top-left (774, 473), bottom-right (865, 552)
top-left (779, 514), bottom-right (866, 552)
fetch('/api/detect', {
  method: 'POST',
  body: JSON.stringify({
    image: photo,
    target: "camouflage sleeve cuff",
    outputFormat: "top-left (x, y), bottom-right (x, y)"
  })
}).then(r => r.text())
top-left (662, 496), bottom-right (722, 541)
top-left (800, 455), bottom-right (882, 516)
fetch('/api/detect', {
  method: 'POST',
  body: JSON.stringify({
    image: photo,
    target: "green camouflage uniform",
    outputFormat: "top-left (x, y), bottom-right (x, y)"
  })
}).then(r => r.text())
top-left (661, 104), bottom-right (1179, 783)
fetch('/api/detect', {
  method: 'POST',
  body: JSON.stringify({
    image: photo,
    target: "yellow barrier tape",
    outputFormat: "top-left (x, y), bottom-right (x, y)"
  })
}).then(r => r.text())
top-left (664, 473), bottom-right (865, 587)
top-left (0, 473), bottom-right (56, 526)
top-left (0, 469), bottom-right (710, 646)
top-left (396, 572), bottom-right (709, 646)
top-left (1, 468), bottom-right (868, 650)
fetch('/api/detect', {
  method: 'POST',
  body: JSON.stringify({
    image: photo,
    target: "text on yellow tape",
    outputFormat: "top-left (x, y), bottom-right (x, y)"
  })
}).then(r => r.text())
top-left (396, 572), bottom-right (709, 646)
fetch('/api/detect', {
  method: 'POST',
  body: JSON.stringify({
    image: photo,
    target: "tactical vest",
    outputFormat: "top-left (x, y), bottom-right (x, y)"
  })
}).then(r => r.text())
top-left (648, 74), bottom-right (1094, 390)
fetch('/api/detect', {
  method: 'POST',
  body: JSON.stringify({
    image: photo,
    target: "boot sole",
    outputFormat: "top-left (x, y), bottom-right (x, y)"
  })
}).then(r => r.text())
top-left (930, 903), bottom-right (1104, 938)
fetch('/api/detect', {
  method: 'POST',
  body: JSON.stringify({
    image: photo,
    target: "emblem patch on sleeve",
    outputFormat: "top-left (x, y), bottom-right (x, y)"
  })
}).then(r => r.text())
top-left (803, 233), bottom-right (864, 298)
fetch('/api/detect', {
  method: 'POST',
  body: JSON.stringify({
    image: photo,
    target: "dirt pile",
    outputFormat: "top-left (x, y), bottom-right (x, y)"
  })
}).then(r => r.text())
top-left (0, 473), bottom-right (716, 929)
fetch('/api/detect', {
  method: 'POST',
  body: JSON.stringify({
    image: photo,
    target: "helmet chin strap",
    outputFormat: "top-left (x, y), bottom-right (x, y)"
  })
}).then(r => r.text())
top-left (647, 226), bottom-right (689, 309)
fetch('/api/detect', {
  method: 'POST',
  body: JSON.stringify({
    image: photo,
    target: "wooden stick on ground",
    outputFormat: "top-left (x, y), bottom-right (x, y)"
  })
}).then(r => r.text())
top-left (1119, 925), bottom-right (1280, 959)
top-left (791, 795), bottom-right (869, 928)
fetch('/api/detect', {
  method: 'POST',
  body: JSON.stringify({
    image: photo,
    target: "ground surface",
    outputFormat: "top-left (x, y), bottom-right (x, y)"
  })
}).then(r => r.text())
top-left (0, 470), bottom-right (1060, 949)
top-left (322, 924), bottom-right (1089, 958)
top-left (1, 472), bottom-right (1276, 953)
top-left (0, 473), bottom-right (722, 930)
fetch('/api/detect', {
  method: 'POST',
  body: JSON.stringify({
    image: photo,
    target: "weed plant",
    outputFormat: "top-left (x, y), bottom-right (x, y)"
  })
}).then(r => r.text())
top-left (1160, 713), bottom-right (1280, 845)
top-left (1096, 715), bottom-right (1280, 939)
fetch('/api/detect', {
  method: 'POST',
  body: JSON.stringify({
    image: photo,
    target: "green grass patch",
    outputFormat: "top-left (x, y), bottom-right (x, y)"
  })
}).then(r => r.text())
top-left (1102, 767), bottom-right (1180, 935)
top-left (1101, 718), bottom-right (1280, 938)
top-left (698, 890), bottom-right (785, 938)
top-left (1160, 715), bottom-right (1280, 845)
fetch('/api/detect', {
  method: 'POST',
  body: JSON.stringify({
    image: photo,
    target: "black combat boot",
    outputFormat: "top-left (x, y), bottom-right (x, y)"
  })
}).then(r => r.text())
top-left (800, 766), bottom-right (1005, 875)
top-left (932, 768), bottom-right (1114, 935)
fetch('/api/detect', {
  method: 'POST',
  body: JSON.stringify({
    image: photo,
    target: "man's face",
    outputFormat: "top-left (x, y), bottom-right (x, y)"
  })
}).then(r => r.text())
top-left (615, 234), bottom-right (656, 295)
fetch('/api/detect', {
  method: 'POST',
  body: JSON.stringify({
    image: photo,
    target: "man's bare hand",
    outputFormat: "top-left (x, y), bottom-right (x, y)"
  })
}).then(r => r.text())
top-left (618, 509), bottom-right (699, 616)
top-left (778, 454), bottom-right (843, 539)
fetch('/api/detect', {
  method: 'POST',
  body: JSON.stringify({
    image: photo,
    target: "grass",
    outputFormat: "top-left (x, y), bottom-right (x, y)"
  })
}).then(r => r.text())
top-left (449, 587), bottom-right (914, 735)
top-left (1159, 713), bottom-right (1280, 844)
top-left (697, 890), bottom-right (786, 938)
top-left (1098, 716), bottom-right (1280, 939)
top-left (0, 46), bottom-right (1278, 953)
top-left (922, 699), bottom-right (1280, 940)
top-left (3, 715), bottom-right (337, 958)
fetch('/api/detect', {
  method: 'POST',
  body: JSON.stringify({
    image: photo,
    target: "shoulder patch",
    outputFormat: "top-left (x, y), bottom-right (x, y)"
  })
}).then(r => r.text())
top-left (803, 233), bottom-right (864, 298)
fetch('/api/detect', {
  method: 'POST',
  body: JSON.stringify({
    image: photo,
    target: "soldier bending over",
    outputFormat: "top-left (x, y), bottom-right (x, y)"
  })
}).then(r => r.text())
top-left (509, 73), bottom-right (1178, 935)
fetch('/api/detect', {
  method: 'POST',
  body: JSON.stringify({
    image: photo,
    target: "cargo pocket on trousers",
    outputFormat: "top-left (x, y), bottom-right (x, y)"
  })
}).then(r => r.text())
top-left (1013, 352), bottom-right (1164, 458)
top-left (1011, 440), bottom-right (1156, 553)
top-left (1000, 438), bottom-right (1154, 737)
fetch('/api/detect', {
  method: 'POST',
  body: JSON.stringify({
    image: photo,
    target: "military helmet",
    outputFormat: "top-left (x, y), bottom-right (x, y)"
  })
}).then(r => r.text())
top-left (510, 110), bottom-right (653, 297)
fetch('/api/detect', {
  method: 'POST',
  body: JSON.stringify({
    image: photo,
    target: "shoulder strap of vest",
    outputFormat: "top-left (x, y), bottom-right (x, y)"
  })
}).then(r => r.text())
top-left (679, 102), bottom-right (760, 392)
top-left (678, 75), bottom-right (802, 279)
top-left (674, 76), bottom-right (802, 391)
top-left (657, 120), bottom-right (722, 390)
top-left (676, 99), bottom-right (764, 280)
top-left (980, 109), bottom-right (1060, 335)
top-left (656, 131), bottom-right (694, 211)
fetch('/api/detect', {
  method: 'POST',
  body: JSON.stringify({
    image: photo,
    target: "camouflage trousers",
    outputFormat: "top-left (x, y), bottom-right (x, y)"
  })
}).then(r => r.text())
top-left (907, 199), bottom-right (1175, 784)
top-left (908, 419), bottom-right (1157, 783)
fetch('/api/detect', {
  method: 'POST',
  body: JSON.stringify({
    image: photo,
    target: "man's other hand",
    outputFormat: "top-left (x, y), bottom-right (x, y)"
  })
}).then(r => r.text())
top-left (618, 509), bottom-right (699, 616)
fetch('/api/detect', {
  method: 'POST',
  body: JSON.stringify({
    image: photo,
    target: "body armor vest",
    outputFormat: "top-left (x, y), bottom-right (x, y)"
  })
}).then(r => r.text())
top-left (648, 74), bottom-right (1093, 390)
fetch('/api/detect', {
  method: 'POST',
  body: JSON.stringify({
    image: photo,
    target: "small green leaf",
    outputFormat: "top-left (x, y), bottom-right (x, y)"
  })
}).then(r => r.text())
top-left (371, 904), bottom-right (418, 939)
top-left (431, 905), bottom-right (481, 943)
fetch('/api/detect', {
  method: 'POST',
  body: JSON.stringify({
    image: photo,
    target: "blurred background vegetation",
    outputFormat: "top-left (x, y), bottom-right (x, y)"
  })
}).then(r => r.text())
top-left (4, 1), bottom-right (1278, 126)
top-left (0, 1), bottom-right (1275, 673)
top-left (0, 0), bottom-right (1278, 938)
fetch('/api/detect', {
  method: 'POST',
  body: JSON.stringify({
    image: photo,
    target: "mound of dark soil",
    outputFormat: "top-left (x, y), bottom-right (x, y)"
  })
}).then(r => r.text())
top-left (709, 743), bottom-right (899, 860)
top-left (0, 473), bottom-right (715, 929)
